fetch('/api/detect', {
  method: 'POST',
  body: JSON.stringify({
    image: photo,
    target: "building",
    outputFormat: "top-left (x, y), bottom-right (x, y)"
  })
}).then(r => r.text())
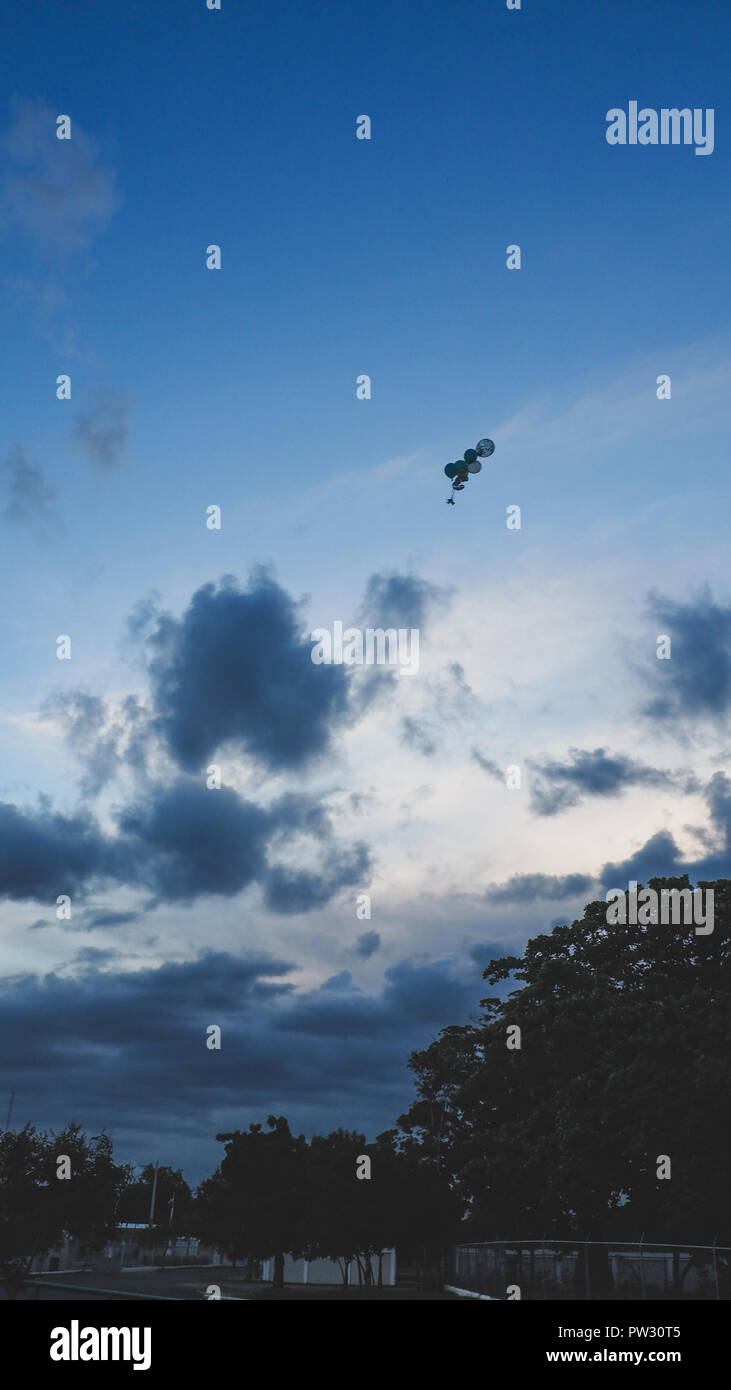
top-left (260, 1250), bottom-right (397, 1286)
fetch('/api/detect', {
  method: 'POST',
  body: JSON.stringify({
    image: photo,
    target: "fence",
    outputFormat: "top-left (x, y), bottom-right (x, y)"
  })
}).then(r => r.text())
top-left (452, 1240), bottom-right (731, 1300)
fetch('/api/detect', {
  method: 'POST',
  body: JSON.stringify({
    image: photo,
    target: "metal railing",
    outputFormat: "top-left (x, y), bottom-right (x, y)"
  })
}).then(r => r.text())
top-left (453, 1240), bottom-right (731, 1300)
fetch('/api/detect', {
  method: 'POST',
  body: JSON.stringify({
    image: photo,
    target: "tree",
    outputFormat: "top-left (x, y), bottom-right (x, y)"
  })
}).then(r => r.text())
top-left (194, 1169), bottom-right (245, 1266)
top-left (398, 878), bottom-right (731, 1248)
top-left (211, 1116), bottom-right (308, 1288)
top-left (303, 1129), bottom-right (376, 1285)
top-left (371, 1129), bottom-right (460, 1281)
top-left (47, 1124), bottom-right (130, 1261)
top-left (302, 1128), bottom-right (459, 1287)
top-left (0, 1125), bottom-right (55, 1297)
top-left (0, 1122), bottom-right (130, 1297)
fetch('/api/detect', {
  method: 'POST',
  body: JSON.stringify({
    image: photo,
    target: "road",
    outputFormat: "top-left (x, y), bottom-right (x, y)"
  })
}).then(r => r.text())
top-left (8, 1268), bottom-right (458, 1301)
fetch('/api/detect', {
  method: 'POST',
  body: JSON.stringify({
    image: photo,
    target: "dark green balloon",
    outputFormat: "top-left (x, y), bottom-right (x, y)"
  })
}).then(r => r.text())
top-left (456, 464), bottom-right (469, 480)
top-left (444, 462), bottom-right (458, 478)
top-left (464, 448), bottom-right (478, 464)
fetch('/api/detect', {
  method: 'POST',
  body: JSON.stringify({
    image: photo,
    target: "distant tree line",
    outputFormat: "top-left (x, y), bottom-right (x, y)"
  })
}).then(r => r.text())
top-left (0, 1119), bottom-right (456, 1296)
top-left (2, 875), bottom-right (728, 1296)
top-left (196, 1119), bottom-right (457, 1288)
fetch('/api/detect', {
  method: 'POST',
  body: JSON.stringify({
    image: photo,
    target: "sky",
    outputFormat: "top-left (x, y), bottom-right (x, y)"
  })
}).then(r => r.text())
top-left (0, 0), bottom-right (730, 1184)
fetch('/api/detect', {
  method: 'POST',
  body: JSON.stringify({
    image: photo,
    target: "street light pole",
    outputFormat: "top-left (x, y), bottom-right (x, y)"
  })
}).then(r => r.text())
top-left (149, 1162), bottom-right (159, 1224)
top-left (149, 1162), bottom-right (159, 1267)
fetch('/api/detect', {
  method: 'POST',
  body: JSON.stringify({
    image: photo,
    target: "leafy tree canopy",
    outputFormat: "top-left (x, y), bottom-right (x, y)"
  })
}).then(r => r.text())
top-left (398, 878), bottom-right (731, 1244)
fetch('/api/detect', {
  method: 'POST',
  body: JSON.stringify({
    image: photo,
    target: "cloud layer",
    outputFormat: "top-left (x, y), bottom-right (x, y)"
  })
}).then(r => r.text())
top-left (0, 947), bottom-right (493, 1180)
top-left (0, 780), bottom-right (370, 913)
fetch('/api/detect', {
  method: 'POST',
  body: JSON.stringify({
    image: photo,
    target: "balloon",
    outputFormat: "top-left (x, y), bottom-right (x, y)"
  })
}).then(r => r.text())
top-left (476, 438), bottom-right (495, 457)
top-left (456, 464), bottom-right (469, 480)
top-left (444, 462), bottom-right (457, 478)
top-left (467, 458), bottom-right (482, 474)
top-left (463, 448), bottom-right (478, 464)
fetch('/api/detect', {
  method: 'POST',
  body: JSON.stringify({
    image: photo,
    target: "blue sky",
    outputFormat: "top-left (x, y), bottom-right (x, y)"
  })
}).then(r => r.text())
top-left (0, 0), bottom-right (730, 1182)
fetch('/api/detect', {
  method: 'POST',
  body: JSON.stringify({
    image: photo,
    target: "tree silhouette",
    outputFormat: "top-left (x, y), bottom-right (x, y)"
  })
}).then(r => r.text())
top-left (0, 1122), bottom-right (129, 1297)
top-left (208, 1116), bottom-right (308, 1288)
top-left (398, 877), bottom-right (731, 1247)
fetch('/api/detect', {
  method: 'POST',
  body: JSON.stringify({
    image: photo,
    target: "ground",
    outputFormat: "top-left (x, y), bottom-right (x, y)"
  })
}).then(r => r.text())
top-left (4, 1268), bottom-right (461, 1302)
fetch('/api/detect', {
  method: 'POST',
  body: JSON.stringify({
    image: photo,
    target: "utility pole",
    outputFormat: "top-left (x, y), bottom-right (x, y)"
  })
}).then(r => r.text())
top-left (149, 1162), bottom-right (159, 1267)
top-left (149, 1162), bottom-right (159, 1224)
top-left (4, 1091), bottom-right (14, 1131)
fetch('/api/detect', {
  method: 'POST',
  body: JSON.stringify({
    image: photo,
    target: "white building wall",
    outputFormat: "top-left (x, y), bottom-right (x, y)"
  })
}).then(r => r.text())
top-left (261, 1249), bottom-right (396, 1286)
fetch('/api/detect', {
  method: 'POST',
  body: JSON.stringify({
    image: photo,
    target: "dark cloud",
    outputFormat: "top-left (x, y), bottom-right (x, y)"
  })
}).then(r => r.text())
top-left (0, 948), bottom-right (486, 1182)
top-left (143, 571), bottom-right (349, 774)
top-left (0, 97), bottom-right (118, 254)
top-left (705, 770), bottom-right (731, 836)
top-left (68, 946), bottom-right (120, 968)
top-left (9, 571), bottom-right (377, 912)
top-left (354, 930), bottom-right (381, 960)
top-left (0, 779), bottom-right (371, 914)
top-left (320, 971), bottom-right (359, 993)
top-left (597, 772), bottom-right (731, 890)
top-left (483, 772), bottom-right (731, 907)
top-left (82, 909), bottom-right (141, 930)
top-left (273, 956), bottom-right (482, 1038)
top-left (472, 748), bottom-right (503, 780)
top-left (487, 871), bottom-right (596, 904)
top-left (116, 781), bottom-right (370, 909)
top-left (357, 571), bottom-right (445, 630)
top-left (72, 393), bottom-right (132, 471)
top-left (598, 830), bottom-right (685, 890)
top-left (3, 445), bottom-right (55, 524)
top-left (528, 747), bottom-right (682, 817)
top-left (27, 906), bottom-right (142, 936)
top-left (52, 568), bottom-right (439, 801)
top-left (0, 799), bottom-right (117, 902)
top-left (643, 587), bottom-right (731, 727)
top-left (262, 841), bottom-right (371, 916)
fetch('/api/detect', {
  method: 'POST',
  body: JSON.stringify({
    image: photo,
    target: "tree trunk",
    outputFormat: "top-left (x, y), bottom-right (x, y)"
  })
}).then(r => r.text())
top-left (273, 1251), bottom-right (284, 1289)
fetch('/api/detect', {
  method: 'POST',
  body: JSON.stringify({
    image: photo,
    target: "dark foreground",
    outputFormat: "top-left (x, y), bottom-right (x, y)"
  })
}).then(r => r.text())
top-left (6, 1268), bottom-right (459, 1301)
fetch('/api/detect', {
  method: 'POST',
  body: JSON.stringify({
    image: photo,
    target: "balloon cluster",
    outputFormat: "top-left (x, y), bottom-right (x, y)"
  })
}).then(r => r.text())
top-left (444, 438), bottom-right (495, 503)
